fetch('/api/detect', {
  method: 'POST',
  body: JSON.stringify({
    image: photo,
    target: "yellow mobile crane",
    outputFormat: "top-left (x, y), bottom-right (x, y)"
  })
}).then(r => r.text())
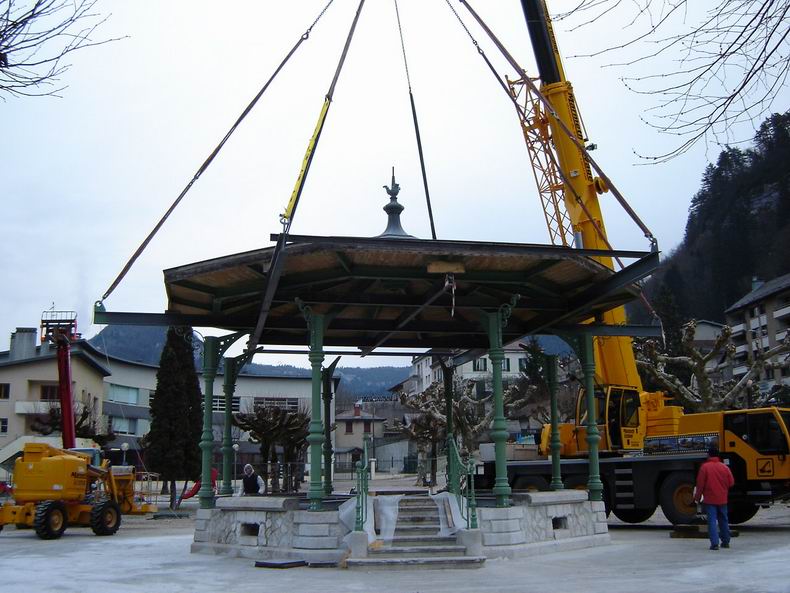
top-left (476, 0), bottom-right (790, 525)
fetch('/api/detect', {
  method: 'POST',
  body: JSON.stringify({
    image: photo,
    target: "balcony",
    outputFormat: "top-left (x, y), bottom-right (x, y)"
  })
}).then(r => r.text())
top-left (730, 323), bottom-right (745, 335)
top-left (733, 366), bottom-right (748, 377)
top-left (750, 315), bottom-right (767, 330)
top-left (14, 401), bottom-right (58, 415)
top-left (775, 304), bottom-right (790, 320)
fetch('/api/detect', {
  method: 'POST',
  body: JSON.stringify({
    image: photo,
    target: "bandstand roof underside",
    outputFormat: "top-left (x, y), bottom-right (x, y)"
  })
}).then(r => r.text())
top-left (137, 233), bottom-right (659, 351)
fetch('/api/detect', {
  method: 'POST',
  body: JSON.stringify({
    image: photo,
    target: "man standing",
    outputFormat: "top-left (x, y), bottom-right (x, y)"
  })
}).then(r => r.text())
top-left (241, 464), bottom-right (266, 496)
top-left (694, 446), bottom-right (735, 550)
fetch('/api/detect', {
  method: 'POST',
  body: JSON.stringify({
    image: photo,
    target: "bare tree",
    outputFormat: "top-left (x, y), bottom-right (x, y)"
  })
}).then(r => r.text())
top-left (636, 319), bottom-right (790, 410)
top-left (556, 1), bottom-right (790, 161)
top-left (232, 403), bottom-right (310, 493)
top-left (29, 399), bottom-right (115, 447)
top-left (1, 0), bottom-right (120, 98)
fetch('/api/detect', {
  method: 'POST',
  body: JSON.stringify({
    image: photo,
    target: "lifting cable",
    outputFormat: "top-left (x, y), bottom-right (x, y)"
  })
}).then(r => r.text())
top-left (456, 0), bottom-right (657, 250)
top-left (97, 0), bottom-right (336, 306)
top-left (443, 0), bottom-right (660, 322)
top-left (394, 0), bottom-right (437, 240)
top-left (249, 0), bottom-right (367, 351)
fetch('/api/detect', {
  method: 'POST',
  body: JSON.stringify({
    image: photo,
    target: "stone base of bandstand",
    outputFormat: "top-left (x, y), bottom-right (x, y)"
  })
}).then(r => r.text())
top-left (191, 497), bottom-right (351, 565)
top-left (191, 490), bottom-right (609, 567)
top-left (475, 490), bottom-right (610, 559)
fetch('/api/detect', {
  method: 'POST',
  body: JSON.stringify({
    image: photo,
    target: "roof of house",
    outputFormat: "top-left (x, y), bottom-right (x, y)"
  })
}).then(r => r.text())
top-left (0, 339), bottom-right (112, 377)
top-left (696, 319), bottom-right (725, 328)
top-left (336, 410), bottom-right (387, 421)
top-left (726, 272), bottom-right (790, 313)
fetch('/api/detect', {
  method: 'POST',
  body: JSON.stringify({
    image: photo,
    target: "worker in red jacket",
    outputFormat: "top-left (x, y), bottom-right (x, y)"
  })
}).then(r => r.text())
top-left (694, 446), bottom-right (735, 550)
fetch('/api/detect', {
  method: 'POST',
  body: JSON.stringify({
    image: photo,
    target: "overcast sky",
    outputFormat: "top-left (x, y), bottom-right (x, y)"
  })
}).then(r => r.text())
top-left (3, 1), bottom-right (786, 368)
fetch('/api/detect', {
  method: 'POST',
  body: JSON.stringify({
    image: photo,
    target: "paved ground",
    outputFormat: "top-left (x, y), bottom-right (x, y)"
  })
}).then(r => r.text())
top-left (2, 473), bottom-right (789, 593)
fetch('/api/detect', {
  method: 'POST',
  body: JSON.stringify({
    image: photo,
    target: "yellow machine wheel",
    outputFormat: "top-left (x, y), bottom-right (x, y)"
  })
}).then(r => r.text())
top-left (34, 501), bottom-right (67, 540)
top-left (659, 472), bottom-right (697, 525)
top-left (90, 500), bottom-right (122, 536)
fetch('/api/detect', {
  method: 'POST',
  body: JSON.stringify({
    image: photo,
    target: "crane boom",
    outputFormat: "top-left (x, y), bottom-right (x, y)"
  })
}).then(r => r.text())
top-left (516, 0), bottom-right (642, 391)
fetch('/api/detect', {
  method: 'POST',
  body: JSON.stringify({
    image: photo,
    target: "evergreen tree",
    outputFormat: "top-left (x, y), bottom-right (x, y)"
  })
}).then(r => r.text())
top-left (141, 327), bottom-right (202, 508)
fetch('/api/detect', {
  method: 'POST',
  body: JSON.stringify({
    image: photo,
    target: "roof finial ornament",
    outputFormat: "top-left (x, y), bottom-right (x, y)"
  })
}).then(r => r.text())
top-left (376, 166), bottom-right (414, 239)
top-left (383, 166), bottom-right (400, 200)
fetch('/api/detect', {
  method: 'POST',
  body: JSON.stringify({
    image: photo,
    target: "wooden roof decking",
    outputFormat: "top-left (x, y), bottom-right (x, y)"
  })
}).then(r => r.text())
top-left (160, 234), bottom-right (659, 350)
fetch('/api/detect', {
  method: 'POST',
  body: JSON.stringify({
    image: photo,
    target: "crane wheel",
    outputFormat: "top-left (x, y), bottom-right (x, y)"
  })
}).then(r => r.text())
top-left (513, 476), bottom-right (549, 492)
top-left (90, 500), bottom-right (122, 536)
top-left (34, 500), bottom-right (68, 540)
top-left (612, 507), bottom-right (656, 524)
top-left (659, 472), bottom-right (697, 525)
top-left (564, 476), bottom-right (611, 517)
top-left (728, 502), bottom-right (759, 525)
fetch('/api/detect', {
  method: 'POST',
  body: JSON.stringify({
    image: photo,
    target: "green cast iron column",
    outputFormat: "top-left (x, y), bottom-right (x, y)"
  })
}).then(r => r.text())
top-left (483, 296), bottom-right (518, 508)
top-left (199, 336), bottom-right (220, 509)
top-left (546, 354), bottom-right (564, 490)
top-left (219, 357), bottom-right (239, 496)
top-left (300, 300), bottom-right (325, 511)
top-left (582, 334), bottom-right (603, 501)
top-left (322, 356), bottom-right (340, 496)
top-left (442, 362), bottom-right (458, 495)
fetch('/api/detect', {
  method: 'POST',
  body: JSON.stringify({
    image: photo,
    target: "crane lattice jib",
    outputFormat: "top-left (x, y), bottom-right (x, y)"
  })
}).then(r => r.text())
top-left (507, 76), bottom-right (573, 247)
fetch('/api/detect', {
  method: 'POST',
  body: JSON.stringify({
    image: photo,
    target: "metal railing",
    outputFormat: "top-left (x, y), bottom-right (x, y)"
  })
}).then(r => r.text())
top-left (447, 438), bottom-right (478, 529)
top-left (354, 438), bottom-right (370, 532)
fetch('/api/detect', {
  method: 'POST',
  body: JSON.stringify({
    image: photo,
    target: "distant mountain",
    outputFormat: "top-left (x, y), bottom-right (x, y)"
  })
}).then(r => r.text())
top-left (89, 325), bottom-right (410, 396)
top-left (89, 325), bottom-right (169, 365)
top-left (629, 113), bottom-right (790, 324)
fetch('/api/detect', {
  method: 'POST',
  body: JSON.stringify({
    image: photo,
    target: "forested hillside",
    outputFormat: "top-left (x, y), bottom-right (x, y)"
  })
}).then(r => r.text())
top-left (633, 113), bottom-right (790, 324)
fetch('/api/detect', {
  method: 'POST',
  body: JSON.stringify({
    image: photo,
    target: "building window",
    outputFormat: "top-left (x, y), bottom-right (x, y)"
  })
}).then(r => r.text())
top-left (502, 358), bottom-right (511, 372)
top-left (253, 397), bottom-right (300, 411)
top-left (40, 385), bottom-right (59, 401)
top-left (473, 358), bottom-right (487, 372)
top-left (0, 384), bottom-right (9, 399)
top-left (363, 420), bottom-right (371, 434)
top-left (345, 421), bottom-right (353, 434)
top-left (212, 395), bottom-right (240, 412)
top-left (110, 417), bottom-right (136, 435)
top-left (0, 418), bottom-right (7, 433)
top-left (108, 384), bottom-right (139, 405)
top-left (518, 358), bottom-right (528, 372)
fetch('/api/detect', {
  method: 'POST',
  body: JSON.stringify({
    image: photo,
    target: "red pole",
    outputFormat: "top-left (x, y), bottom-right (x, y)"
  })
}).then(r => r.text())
top-left (56, 333), bottom-right (76, 450)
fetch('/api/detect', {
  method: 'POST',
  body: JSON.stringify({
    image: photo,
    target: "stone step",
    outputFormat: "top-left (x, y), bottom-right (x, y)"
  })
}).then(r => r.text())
top-left (399, 497), bottom-right (432, 506)
top-left (394, 525), bottom-right (442, 536)
top-left (389, 535), bottom-right (456, 546)
top-left (347, 556), bottom-right (486, 570)
top-left (397, 505), bottom-right (439, 514)
top-left (370, 545), bottom-right (466, 558)
top-left (396, 514), bottom-right (440, 525)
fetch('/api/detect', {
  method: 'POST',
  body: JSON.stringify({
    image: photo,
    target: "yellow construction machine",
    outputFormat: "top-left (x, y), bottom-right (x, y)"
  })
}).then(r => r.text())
top-left (0, 442), bottom-right (157, 539)
top-left (0, 312), bottom-right (157, 539)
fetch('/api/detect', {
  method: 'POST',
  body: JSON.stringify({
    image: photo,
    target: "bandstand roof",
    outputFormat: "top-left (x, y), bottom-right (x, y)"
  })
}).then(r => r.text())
top-left (145, 233), bottom-right (659, 351)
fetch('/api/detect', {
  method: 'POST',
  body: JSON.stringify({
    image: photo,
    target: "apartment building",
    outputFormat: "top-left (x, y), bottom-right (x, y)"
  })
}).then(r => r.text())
top-left (0, 325), bottom-right (338, 468)
top-left (408, 342), bottom-right (529, 397)
top-left (725, 273), bottom-right (790, 388)
top-left (0, 328), bottom-right (110, 464)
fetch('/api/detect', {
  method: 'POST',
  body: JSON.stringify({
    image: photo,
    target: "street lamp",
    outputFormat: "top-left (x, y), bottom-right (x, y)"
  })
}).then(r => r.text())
top-left (232, 443), bottom-right (240, 494)
top-left (121, 442), bottom-right (129, 466)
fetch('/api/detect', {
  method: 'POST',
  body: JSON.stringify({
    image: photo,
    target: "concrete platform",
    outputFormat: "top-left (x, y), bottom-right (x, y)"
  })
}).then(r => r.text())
top-left (1, 507), bottom-right (790, 592)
